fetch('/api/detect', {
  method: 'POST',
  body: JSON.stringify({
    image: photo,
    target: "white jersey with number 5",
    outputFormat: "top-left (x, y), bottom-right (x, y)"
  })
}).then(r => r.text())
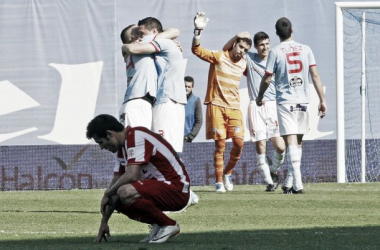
top-left (265, 40), bottom-right (316, 104)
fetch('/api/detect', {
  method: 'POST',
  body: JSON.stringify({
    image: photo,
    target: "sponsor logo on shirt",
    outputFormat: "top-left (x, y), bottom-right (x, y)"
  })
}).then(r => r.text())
top-left (289, 76), bottom-right (303, 87)
top-left (127, 147), bottom-right (135, 159)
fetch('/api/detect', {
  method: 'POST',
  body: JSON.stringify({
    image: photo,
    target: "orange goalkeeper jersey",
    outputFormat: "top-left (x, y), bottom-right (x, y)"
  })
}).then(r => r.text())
top-left (192, 44), bottom-right (247, 109)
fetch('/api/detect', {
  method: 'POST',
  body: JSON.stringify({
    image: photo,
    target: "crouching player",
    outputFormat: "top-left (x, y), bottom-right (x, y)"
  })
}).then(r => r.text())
top-left (86, 114), bottom-right (191, 243)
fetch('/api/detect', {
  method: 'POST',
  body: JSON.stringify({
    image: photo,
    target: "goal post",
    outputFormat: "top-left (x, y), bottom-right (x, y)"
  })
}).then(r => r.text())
top-left (335, 2), bottom-right (380, 183)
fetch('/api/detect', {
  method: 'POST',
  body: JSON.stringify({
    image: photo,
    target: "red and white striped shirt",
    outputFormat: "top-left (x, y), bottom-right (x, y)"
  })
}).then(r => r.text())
top-left (115, 126), bottom-right (190, 193)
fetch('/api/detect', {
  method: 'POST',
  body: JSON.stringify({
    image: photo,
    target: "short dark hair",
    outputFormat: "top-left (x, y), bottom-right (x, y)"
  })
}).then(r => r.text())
top-left (138, 17), bottom-right (163, 33)
top-left (86, 114), bottom-right (124, 139)
top-left (253, 31), bottom-right (269, 46)
top-left (236, 37), bottom-right (252, 48)
top-left (275, 17), bottom-right (292, 40)
top-left (120, 24), bottom-right (135, 44)
top-left (184, 76), bottom-right (194, 86)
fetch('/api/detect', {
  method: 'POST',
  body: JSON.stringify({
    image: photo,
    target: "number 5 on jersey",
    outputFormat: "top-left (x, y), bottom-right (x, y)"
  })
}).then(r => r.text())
top-left (286, 52), bottom-right (303, 74)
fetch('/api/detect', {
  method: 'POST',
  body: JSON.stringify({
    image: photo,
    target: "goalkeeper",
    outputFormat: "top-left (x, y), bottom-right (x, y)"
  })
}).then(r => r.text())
top-left (191, 12), bottom-right (252, 193)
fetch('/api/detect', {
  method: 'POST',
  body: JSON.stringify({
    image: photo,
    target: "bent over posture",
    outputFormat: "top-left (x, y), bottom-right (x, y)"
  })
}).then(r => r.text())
top-left (87, 114), bottom-right (190, 243)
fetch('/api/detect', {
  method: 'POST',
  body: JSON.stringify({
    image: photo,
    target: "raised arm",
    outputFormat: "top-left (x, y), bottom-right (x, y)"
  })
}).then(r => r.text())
top-left (156, 28), bottom-right (180, 40)
top-left (122, 42), bottom-right (156, 55)
top-left (222, 31), bottom-right (251, 52)
top-left (122, 27), bottom-right (179, 57)
top-left (192, 12), bottom-right (209, 48)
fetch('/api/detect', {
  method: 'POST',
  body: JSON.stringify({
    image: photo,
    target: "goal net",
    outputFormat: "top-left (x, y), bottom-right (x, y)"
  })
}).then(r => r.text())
top-left (338, 4), bottom-right (380, 182)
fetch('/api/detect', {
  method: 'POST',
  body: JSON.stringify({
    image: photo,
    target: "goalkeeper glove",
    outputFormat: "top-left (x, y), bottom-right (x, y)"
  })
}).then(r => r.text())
top-left (194, 12), bottom-right (209, 38)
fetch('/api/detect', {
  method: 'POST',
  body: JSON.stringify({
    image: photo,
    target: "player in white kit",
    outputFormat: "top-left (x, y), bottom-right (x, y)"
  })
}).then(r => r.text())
top-left (123, 17), bottom-right (187, 153)
top-left (225, 32), bottom-right (286, 192)
top-left (122, 17), bottom-right (198, 208)
top-left (119, 25), bottom-right (179, 129)
top-left (256, 17), bottom-right (327, 194)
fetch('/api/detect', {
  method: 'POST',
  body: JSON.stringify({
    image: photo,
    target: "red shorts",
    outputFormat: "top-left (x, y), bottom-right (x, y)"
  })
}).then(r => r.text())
top-left (131, 180), bottom-right (189, 212)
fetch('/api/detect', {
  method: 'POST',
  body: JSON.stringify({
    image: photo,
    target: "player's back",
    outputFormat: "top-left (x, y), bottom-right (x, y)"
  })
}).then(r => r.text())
top-left (125, 126), bottom-right (190, 193)
top-left (152, 38), bottom-right (187, 106)
top-left (267, 40), bottom-right (316, 104)
top-left (124, 53), bottom-right (157, 102)
top-left (124, 35), bottom-right (158, 103)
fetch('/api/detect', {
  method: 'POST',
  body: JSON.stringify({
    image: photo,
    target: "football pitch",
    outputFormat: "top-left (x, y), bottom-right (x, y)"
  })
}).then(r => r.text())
top-left (1, 183), bottom-right (379, 250)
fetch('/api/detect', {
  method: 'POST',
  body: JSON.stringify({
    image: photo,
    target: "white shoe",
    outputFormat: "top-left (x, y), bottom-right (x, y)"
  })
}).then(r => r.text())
top-left (139, 224), bottom-right (160, 243)
top-left (168, 190), bottom-right (199, 214)
top-left (215, 182), bottom-right (226, 193)
top-left (190, 190), bottom-right (199, 204)
top-left (149, 223), bottom-right (180, 243)
top-left (223, 174), bottom-right (233, 191)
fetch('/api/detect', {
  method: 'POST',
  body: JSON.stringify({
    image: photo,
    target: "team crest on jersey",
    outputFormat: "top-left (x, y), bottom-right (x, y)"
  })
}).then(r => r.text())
top-left (289, 76), bottom-right (303, 87)
top-left (127, 147), bottom-right (135, 159)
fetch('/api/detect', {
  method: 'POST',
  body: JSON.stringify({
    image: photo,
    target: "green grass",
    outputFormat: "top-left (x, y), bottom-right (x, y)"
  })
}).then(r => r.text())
top-left (1, 183), bottom-right (380, 250)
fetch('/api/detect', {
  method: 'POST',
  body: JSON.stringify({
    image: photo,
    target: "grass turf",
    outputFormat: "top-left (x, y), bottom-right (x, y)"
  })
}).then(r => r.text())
top-left (0, 183), bottom-right (379, 250)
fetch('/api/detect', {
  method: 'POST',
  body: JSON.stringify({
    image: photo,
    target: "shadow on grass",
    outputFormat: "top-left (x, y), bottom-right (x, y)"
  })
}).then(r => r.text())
top-left (1, 226), bottom-right (379, 250)
top-left (1, 210), bottom-right (98, 214)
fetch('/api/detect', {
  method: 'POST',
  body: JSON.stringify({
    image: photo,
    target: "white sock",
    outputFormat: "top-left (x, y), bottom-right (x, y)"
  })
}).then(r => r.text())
top-left (270, 150), bottom-right (285, 173)
top-left (284, 151), bottom-right (293, 188)
top-left (288, 145), bottom-right (303, 191)
top-left (257, 154), bottom-right (273, 184)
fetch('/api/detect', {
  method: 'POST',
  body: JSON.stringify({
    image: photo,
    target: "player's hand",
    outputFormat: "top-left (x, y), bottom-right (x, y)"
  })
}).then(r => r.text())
top-left (318, 101), bottom-right (327, 118)
top-left (237, 31), bottom-right (251, 39)
top-left (194, 12), bottom-right (209, 30)
top-left (94, 223), bottom-right (111, 243)
top-left (256, 96), bottom-right (265, 107)
top-left (184, 136), bottom-right (192, 142)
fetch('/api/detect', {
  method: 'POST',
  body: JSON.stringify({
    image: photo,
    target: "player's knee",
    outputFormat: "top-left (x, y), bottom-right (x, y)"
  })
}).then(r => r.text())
top-left (275, 145), bottom-right (286, 154)
top-left (231, 140), bottom-right (243, 157)
top-left (117, 185), bottom-right (132, 203)
top-left (231, 146), bottom-right (243, 160)
top-left (214, 147), bottom-right (225, 158)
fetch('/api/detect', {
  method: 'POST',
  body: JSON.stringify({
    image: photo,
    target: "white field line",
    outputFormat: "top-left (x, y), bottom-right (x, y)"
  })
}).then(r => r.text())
top-left (0, 230), bottom-right (93, 235)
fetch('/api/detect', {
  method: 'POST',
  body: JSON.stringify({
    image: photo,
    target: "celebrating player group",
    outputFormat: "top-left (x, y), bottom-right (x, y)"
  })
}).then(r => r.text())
top-left (87, 12), bottom-right (327, 244)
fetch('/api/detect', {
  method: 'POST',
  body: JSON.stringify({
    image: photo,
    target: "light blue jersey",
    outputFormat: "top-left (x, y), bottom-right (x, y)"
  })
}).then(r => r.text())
top-left (245, 52), bottom-right (276, 101)
top-left (265, 40), bottom-right (316, 104)
top-left (150, 38), bottom-right (187, 106)
top-left (123, 36), bottom-right (157, 103)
